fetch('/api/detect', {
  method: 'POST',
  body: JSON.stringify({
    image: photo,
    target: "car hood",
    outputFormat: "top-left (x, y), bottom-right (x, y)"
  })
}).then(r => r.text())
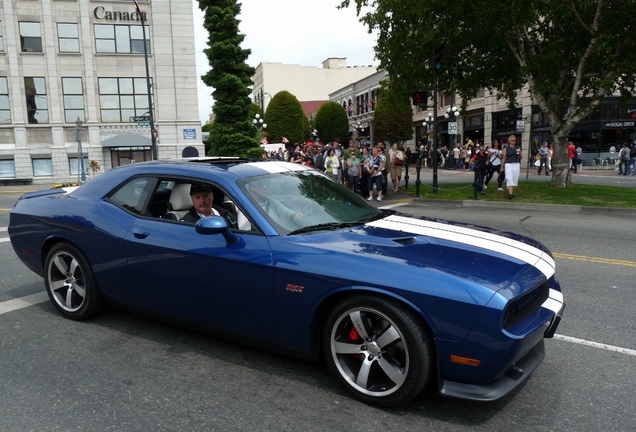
top-left (295, 214), bottom-right (555, 296)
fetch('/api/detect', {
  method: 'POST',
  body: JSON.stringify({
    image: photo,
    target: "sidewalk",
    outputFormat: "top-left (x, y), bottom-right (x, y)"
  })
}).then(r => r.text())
top-left (2, 169), bottom-right (634, 215)
top-left (370, 167), bottom-right (636, 216)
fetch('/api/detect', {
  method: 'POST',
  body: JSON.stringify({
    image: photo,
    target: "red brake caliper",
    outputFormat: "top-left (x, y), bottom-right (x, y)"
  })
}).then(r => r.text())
top-left (349, 326), bottom-right (363, 359)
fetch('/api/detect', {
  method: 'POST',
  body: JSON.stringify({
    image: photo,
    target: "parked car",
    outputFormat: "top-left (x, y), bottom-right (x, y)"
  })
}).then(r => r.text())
top-left (9, 158), bottom-right (564, 407)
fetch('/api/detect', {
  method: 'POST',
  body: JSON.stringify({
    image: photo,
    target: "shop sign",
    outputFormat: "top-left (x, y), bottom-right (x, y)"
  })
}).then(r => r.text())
top-left (94, 6), bottom-right (147, 22)
top-left (604, 121), bottom-right (635, 128)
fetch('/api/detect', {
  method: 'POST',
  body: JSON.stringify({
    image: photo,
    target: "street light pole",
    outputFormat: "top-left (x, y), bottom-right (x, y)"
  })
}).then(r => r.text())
top-left (132, 0), bottom-right (157, 160)
top-left (75, 117), bottom-right (86, 183)
top-left (432, 68), bottom-right (439, 194)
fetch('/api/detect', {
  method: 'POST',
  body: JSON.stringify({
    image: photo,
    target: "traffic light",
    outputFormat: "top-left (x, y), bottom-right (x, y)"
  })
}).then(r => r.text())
top-left (434, 44), bottom-right (444, 71)
top-left (412, 90), bottom-right (428, 107)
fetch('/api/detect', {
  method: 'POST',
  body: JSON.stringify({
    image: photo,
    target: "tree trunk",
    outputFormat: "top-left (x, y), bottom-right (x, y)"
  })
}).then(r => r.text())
top-left (549, 136), bottom-right (573, 188)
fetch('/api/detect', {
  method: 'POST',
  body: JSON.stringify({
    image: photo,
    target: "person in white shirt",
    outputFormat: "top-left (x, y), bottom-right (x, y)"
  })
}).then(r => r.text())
top-left (484, 140), bottom-right (504, 191)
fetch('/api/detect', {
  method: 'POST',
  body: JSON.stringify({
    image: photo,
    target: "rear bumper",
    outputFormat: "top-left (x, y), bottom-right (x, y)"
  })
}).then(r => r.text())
top-left (439, 339), bottom-right (545, 401)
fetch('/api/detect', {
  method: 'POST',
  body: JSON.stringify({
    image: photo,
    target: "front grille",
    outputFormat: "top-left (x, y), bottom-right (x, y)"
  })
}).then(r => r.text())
top-left (502, 281), bottom-right (550, 329)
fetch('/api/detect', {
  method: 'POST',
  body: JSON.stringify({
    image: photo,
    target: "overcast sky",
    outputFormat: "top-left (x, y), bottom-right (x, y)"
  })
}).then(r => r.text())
top-left (192, 0), bottom-right (379, 124)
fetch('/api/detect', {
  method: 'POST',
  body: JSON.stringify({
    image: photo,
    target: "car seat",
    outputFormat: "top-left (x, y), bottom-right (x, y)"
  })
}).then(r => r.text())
top-left (162, 183), bottom-right (192, 220)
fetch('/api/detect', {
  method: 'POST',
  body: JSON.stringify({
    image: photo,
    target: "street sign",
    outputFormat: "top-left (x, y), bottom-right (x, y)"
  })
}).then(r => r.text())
top-left (137, 121), bottom-right (150, 126)
top-left (129, 115), bottom-right (152, 122)
top-left (448, 122), bottom-right (458, 135)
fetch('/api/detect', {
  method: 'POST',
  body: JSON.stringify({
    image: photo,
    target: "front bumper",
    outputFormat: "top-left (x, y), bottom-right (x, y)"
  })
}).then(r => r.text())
top-left (541, 288), bottom-right (565, 338)
top-left (440, 339), bottom-right (545, 401)
top-left (438, 288), bottom-right (565, 401)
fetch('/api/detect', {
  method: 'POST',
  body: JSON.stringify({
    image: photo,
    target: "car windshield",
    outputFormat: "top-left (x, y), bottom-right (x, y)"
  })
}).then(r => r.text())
top-left (239, 171), bottom-right (381, 235)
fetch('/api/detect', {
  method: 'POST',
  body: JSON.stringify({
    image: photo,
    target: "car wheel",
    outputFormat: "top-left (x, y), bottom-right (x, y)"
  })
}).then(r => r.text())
top-left (44, 243), bottom-right (103, 320)
top-left (323, 295), bottom-right (432, 407)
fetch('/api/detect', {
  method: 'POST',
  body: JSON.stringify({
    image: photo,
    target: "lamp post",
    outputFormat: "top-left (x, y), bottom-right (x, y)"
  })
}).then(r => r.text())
top-left (253, 113), bottom-right (267, 130)
top-left (418, 113), bottom-right (436, 197)
top-left (75, 117), bottom-right (86, 183)
top-left (424, 112), bottom-right (438, 192)
top-left (132, 0), bottom-right (156, 160)
top-left (445, 106), bottom-right (459, 120)
top-left (259, 89), bottom-right (272, 112)
top-left (445, 106), bottom-right (459, 167)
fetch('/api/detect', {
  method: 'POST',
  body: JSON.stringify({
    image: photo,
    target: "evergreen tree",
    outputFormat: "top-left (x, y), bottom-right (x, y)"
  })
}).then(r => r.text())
top-left (264, 91), bottom-right (305, 146)
top-left (373, 89), bottom-right (414, 144)
top-left (198, 0), bottom-right (258, 157)
top-left (315, 102), bottom-right (349, 144)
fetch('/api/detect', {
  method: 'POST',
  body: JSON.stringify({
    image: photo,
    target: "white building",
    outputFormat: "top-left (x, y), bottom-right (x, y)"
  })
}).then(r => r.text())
top-left (329, 69), bottom-right (388, 144)
top-left (252, 58), bottom-right (377, 114)
top-left (0, 0), bottom-right (202, 185)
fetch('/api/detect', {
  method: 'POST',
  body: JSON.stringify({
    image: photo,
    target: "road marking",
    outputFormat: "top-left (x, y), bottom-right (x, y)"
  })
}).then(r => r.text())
top-left (553, 252), bottom-right (636, 268)
top-left (0, 238), bottom-right (10, 243)
top-left (0, 292), bottom-right (49, 315)
top-left (555, 334), bottom-right (636, 357)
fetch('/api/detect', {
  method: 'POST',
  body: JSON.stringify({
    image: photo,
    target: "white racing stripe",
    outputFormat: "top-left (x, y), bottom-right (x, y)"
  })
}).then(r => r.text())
top-left (368, 215), bottom-right (556, 278)
top-left (542, 289), bottom-right (565, 315)
top-left (0, 292), bottom-right (49, 315)
top-left (248, 161), bottom-right (310, 174)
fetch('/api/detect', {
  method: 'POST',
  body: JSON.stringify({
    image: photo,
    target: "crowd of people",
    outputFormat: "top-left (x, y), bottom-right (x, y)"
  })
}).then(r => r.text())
top-left (260, 135), bottom-right (635, 200)
top-left (262, 138), bottom-right (408, 201)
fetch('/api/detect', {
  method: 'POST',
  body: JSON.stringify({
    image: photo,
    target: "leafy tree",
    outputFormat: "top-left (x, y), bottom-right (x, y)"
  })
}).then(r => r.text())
top-left (373, 89), bottom-right (414, 144)
top-left (263, 91), bottom-right (305, 145)
top-left (314, 101), bottom-right (349, 144)
top-left (198, 0), bottom-right (258, 157)
top-left (341, 0), bottom-right (636, 187)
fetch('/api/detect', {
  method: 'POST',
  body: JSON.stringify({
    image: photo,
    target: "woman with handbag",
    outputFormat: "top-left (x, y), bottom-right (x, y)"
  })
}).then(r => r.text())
top-left (390, 143), bottom-right (405, 192)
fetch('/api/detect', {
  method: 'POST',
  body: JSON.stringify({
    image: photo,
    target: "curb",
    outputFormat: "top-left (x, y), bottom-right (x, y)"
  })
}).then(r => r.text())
top-left (405, 196), bottom-right (636, 215)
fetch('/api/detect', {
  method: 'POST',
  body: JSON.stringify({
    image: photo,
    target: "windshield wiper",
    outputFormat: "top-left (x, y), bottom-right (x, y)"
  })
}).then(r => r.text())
top-left (361, 213), bottom-right (388, 223)
top-left (288, 222), bottom-right (361, 235)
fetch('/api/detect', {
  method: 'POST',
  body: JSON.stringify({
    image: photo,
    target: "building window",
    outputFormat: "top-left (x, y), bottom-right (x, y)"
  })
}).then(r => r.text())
top-left (69, 157), bottom-right (88, 176)
top-left (94, 24), bottom-right (150, 54)
top-left (62, 77), bottom-right (85, 123)
top-left (25, 77), bottom-right (48, 124)
top-left (33, 158), bottom-right (53, 177)
top-left (19, 22), bottom-right (42, 53)
top-left (98, 77), bottom-right (152, 123)
top-left (0, 77), bottom-right (10, 124)
top-left (0, 21), bottom-right (4, 52)
top-left (57, 23), bottom-right (79, 53)
top-left (0, 160), bottom-right (16, 178)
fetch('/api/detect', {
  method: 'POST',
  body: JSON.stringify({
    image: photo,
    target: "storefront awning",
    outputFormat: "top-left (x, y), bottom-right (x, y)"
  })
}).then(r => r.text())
top-left (102, 134), bottom-right (151, 147)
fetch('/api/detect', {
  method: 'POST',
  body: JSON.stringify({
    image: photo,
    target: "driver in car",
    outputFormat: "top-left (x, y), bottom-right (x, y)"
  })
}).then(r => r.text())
top-left (181, 184), bottom-right (237, 227)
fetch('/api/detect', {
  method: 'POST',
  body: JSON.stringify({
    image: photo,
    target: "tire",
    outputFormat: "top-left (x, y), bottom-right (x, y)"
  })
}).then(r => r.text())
top-left (322, 295), bottom-right (432, 407)
top-left (44, 243), bottom-right (104, 320)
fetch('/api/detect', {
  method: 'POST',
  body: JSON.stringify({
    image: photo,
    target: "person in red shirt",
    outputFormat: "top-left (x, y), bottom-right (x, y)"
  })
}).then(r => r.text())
top-left (568, 141), bottom-right (577, 173)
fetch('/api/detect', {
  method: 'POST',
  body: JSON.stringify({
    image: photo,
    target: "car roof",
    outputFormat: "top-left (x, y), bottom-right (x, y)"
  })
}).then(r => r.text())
top-left (69, 158), bottom-right (315, 199)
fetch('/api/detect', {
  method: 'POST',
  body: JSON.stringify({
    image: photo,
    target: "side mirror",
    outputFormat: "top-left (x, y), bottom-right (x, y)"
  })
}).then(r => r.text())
top-left (195, 216), bottom-right (239, 244)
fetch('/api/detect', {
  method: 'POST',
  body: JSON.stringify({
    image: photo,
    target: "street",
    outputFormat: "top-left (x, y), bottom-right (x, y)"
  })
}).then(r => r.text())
top-left (1, 191), bottom-right (635, 432)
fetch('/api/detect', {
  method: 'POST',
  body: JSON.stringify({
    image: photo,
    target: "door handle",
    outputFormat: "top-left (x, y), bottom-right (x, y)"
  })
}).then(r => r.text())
top-left (132, 229), bottom-right (149, 239)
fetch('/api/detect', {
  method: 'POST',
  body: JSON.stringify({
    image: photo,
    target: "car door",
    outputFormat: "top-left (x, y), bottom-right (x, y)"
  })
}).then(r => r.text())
top-left (118, 183), bottom-right (275, 341)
